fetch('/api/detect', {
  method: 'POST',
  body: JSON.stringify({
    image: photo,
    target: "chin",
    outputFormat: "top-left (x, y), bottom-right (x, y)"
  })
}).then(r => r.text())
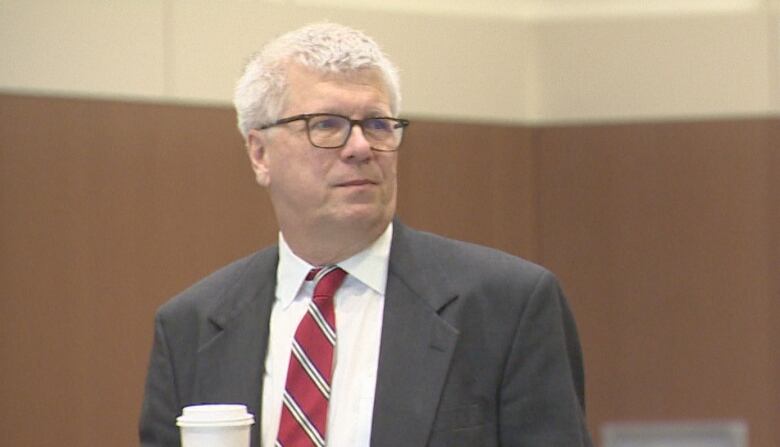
top-left (333, 206), bottom-right (392, 230)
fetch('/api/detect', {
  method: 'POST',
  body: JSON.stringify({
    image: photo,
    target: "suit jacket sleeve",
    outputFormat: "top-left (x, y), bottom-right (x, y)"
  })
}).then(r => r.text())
top-left (499, 270), bottom-right (591, 446)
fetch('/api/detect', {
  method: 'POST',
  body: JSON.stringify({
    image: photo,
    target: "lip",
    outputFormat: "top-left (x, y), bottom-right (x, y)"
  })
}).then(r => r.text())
top-left (335, 179), bottom-right (377, 187)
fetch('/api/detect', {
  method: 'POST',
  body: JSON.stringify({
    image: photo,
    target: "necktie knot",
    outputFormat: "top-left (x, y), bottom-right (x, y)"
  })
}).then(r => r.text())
top-left (311, 266), bottom-right (347, 303)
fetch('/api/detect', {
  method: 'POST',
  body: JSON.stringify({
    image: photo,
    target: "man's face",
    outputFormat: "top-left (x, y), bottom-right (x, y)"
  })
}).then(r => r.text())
top-left (247, 64), bottom-right (398, 239)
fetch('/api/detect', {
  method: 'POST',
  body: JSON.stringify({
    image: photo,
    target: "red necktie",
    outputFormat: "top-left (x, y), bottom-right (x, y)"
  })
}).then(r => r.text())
top-left (276, 266), bottom-right (346, 447)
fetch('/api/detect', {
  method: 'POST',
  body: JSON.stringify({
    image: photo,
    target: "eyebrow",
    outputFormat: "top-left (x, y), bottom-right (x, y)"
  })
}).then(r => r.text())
top-left (314, 105), bottom-right (392, 118)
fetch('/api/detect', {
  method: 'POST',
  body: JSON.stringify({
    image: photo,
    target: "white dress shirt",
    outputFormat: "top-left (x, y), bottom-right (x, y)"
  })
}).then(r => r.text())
top-left (260, 224), bottom-right (392, 447)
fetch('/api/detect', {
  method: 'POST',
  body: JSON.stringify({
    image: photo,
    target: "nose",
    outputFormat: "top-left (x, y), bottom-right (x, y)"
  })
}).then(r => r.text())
top-left (339, 123), bottom-right (373, 161)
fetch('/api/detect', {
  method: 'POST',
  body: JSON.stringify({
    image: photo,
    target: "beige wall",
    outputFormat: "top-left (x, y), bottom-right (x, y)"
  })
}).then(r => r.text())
top-left (0, 0), bottom-right (777, 123)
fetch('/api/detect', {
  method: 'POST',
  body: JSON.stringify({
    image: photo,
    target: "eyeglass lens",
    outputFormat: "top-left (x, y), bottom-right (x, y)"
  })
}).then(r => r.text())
top-left (307, 115), bottom-right (403, 150)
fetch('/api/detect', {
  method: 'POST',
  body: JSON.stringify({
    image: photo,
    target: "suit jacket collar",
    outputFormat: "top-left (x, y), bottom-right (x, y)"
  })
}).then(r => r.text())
top-left (387, 221), bottom-right (457, 310)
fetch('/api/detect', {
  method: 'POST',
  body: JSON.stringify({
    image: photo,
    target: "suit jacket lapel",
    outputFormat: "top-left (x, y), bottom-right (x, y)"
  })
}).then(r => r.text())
top-left (192, 247), bottom-right (278, 447)
top-left (371, 223), bottom-right (460, 447)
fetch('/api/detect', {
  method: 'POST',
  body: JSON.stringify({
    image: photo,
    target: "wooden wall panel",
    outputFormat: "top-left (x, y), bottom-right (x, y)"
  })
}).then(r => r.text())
top-left (1, 94), bottom-right (777, 447)
top-left (398, 121), bottom-right (536, 257)
top-left (535, 120), bottom-right (777, 447)
top-left (770, 119), bottom-right (780, 447)
top-left (0, 95), bottom-right (276, 446)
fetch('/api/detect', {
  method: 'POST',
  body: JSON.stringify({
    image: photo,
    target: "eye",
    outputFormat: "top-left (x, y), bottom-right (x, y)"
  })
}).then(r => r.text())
top-left (310, 116), bottom-right (346, 131)
top-left (363, 118), bottom-right (392, 132)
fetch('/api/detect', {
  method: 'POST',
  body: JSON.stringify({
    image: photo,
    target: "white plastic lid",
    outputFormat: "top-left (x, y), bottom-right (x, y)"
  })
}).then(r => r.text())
top-left (176, 404), bottom-right (255, 427)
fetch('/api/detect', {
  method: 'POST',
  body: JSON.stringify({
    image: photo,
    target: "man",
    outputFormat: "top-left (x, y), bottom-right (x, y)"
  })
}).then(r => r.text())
top-left (140, 22), bottom-right (592, 447)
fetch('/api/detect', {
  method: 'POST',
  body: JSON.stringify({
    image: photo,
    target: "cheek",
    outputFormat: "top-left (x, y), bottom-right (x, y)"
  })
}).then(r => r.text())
top-left (380, 157), bottom-right (398, 184)
top-left (281, 154), bottom-right (331, 195)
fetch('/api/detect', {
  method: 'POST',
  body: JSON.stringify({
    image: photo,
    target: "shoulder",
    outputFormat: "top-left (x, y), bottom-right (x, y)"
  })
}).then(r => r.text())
top-left (155, 246), bottom-right (278, 323)
top-left (392, 224), bottom-right (574, 348)
top-left (395, 224), bottom-right (553, 287)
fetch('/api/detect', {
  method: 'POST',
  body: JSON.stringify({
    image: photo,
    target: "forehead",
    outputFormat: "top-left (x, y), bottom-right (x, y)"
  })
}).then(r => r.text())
top-left (282, 64), bottom-right (391, 113)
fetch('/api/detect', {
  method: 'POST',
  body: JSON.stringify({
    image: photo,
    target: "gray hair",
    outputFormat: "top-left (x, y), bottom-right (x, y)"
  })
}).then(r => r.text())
top-left (233, 22), bottom-right (402, 141)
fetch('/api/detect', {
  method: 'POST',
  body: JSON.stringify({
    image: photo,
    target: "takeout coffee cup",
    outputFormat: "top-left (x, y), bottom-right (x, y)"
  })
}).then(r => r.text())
top-left (176, 404), bottom-right (255, 447)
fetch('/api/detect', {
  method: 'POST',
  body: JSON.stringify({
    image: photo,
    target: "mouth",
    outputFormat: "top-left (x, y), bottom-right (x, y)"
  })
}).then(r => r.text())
top-left (335, 179), bottom-right (377, 187)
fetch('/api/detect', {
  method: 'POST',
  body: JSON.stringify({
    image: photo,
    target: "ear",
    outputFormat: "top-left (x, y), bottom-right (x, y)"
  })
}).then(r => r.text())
top-left (247, 129), bottom-right (271, 187)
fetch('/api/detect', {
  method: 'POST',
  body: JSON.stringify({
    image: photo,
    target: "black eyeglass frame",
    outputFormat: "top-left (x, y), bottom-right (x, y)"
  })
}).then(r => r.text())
top-left (258, 113), bottom-right (410, 152)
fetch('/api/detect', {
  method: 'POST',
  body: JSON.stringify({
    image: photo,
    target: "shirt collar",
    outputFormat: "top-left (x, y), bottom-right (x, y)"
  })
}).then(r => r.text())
top-left (276, 222), bottom-right (393, 308)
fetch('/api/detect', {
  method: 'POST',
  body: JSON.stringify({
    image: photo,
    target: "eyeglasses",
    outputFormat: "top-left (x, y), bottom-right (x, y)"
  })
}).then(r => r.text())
top-left (258, 113), bottom-right (410, 152)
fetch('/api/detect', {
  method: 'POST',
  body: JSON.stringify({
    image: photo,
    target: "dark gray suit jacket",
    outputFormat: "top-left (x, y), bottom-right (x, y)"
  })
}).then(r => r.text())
top-left (139, 222), bottom-right (592, 446)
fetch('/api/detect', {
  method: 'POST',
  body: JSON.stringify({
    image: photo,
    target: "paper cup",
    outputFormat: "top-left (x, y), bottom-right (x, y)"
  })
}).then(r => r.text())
top-left (177, 404), bottom-right (255, 447)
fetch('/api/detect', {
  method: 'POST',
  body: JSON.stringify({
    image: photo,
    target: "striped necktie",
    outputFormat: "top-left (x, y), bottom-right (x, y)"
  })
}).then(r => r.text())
top-left (276, 266), bottom-right (346, 447)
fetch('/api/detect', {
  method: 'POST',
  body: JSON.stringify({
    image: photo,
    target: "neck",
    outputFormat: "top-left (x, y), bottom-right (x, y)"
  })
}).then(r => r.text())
top-left (281, 220), bottom-right (389, 266)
